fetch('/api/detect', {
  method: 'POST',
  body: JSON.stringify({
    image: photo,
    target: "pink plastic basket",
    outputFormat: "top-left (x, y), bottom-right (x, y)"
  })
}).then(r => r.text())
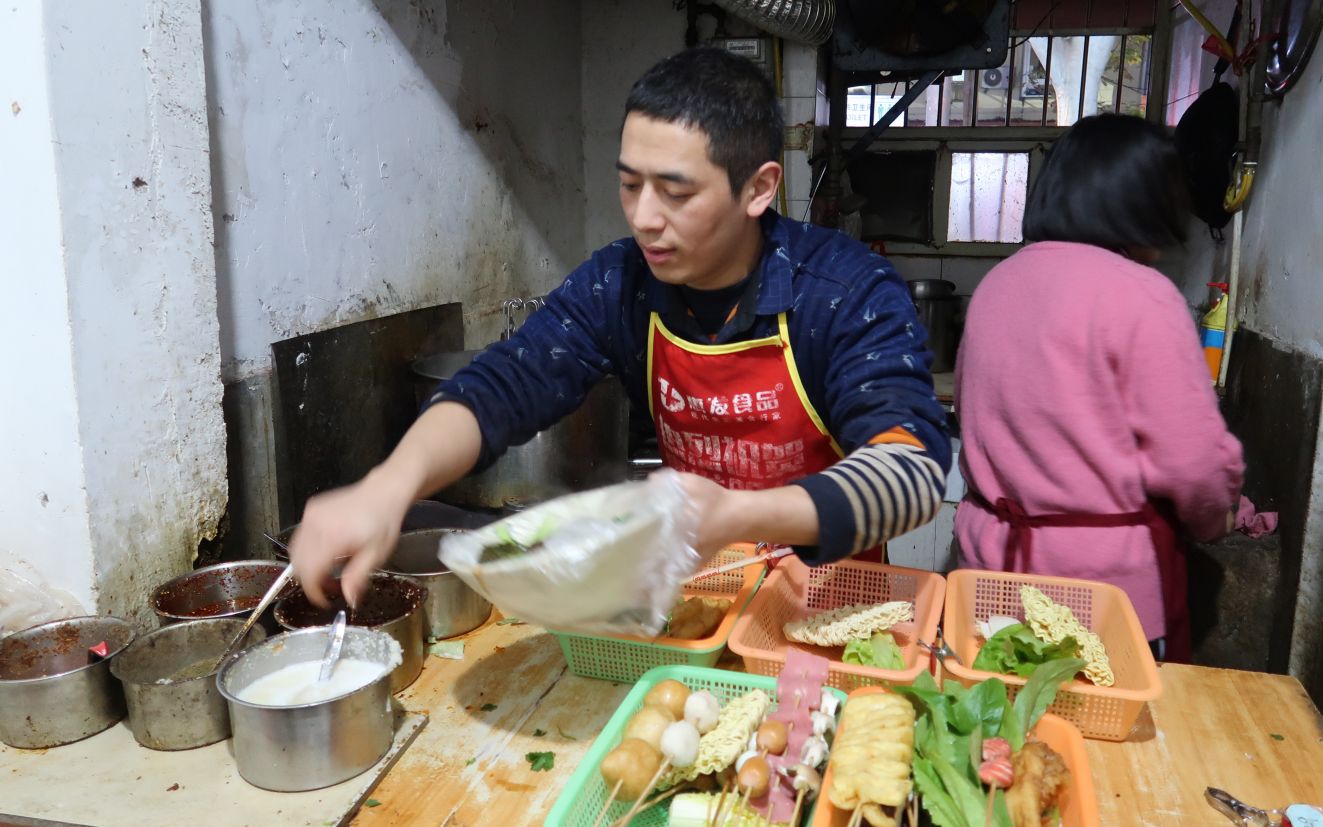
top-left (728, 557), bottom-right (946, 691)
top-left (943, 569), bottom-right (1162, 741)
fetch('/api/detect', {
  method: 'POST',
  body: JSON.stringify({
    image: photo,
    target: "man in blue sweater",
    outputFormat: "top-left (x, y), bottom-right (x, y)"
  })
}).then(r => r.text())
top-left (291, 47), bottom-right (950, 606)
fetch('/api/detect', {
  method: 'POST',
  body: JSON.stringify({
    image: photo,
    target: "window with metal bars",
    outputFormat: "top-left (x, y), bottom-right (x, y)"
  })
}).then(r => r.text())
top-left (841, 0), bottom-right (1166, 253)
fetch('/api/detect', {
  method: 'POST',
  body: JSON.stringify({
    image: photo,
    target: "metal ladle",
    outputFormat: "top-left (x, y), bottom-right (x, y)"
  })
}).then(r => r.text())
top-left (210, 534), bottom-right (297, 670)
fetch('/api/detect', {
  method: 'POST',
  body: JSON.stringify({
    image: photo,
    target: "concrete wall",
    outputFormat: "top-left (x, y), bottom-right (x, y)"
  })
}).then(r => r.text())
top-left (208, 0), bottom-right (587, 379)
top-left (1164, 16), bottom-right (1323, 696)
top-left (580, 0), bottom-right (687, 249)
top-left (0, 3), bottom-right (97, 611)
top-left (0, 0), bottom-right (226, 627)
top-left (205, 0), bottom-right (589, 555)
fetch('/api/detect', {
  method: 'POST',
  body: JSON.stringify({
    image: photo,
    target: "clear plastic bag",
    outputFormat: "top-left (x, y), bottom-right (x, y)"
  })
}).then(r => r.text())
top-left (0, 553), bottom-right (86, 638)
top-left (438, 469), bottom-right (700, 636)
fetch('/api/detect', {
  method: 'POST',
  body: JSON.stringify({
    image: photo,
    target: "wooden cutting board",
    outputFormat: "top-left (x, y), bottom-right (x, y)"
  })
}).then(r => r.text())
top-left (0, 707), bottom-right (426, 827)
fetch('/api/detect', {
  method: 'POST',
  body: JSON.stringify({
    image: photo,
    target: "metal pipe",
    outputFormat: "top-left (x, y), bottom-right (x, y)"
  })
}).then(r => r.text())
top-left (708, 0), bottom-right (835, 46)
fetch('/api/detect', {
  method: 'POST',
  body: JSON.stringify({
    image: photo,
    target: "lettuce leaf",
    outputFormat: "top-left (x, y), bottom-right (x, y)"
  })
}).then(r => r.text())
top-left (842, 631), bottom-right (907, 670)
top-left (972, 623), bottom-right (1081, 678)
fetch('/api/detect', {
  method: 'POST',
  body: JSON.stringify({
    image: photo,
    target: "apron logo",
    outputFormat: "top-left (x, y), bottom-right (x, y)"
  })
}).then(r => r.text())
top-left (657, 376), bottom-right (686, 413)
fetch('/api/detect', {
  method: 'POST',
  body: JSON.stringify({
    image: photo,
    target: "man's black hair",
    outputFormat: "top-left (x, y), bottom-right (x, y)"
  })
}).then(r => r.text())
top-left (1024, 114), bottom-right (1189, 252)
top-left (624, 47), bottom-right (783, 196)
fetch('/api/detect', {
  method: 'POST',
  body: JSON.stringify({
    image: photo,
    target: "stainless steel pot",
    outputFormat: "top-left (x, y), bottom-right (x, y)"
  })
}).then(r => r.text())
top-left (110, 618), bottom-right (266, 750)
top-left (151, 561), bottom-right (292, 636)
top-left (0, 616), bottom-right (136, 748)
top-left (908, 279), bottom-right (959, 373)
top-left (381, 529), bottom-right (492, 640)
top-left (411, 350), bottom-right (630, 510)
top-left (216, 626), bottom-right (397, 792)
top-left (274, 573), bottom-right (426, 694)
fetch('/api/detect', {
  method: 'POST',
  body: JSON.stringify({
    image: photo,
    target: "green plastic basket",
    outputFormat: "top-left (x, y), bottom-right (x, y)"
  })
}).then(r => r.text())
top-left (549, 545), bottom-right (766, 683)
top-left (545, 664), bottom-right (847, 827)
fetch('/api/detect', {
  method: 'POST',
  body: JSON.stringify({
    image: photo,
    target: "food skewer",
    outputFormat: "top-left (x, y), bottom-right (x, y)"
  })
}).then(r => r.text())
top-left (591, 779), bottom-right (624, 827)
top-left (684, 546), bottom-right (791, 584)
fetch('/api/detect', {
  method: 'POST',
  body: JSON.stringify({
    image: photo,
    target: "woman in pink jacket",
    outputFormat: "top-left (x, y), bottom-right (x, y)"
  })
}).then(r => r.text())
top-left (954, 115), bottom-right (1244, 662)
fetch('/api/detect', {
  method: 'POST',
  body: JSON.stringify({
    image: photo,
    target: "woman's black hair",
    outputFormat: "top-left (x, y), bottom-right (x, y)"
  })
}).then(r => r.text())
top-left (624, 47), bottom-right (783, 196)
top-left (1023, 114), bottom-right (1190, 251)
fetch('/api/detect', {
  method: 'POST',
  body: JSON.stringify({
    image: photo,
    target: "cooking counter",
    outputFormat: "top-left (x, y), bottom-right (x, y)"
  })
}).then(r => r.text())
top-left (358, 615), bottom-right (1323, 827)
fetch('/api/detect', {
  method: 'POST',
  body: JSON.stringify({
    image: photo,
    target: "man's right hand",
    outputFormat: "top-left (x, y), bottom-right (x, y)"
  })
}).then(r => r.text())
top-left (287, 471), bottom-right (414, 608)
top-left (286, 401), bottom-right (484, 608)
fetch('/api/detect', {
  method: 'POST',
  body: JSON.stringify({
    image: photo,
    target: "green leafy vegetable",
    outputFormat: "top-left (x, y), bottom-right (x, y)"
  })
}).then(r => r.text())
top-left (841, 632), bottom-right (907, 670)
top-left (526, 751), bottom-right (555, 772)
top-left (480, 702), bottom-right (498, 712)
top-left (428, 640), bottom-right (465, 660)
top-left (465, 757), bottom-right (476, 766)
top-left (556, 725), bottom-right (577, 741)
top-left (1270, 733), bottom-right (1285, 741)
top-left (533, 729), bottom-right (546, 737)
top-left (893, 658), bottom-right (1083, 827)
top-left (1010, 656), bottom-right (1087, 749)
top-left (495, 617), bottom-right (524, 626)
top-left (364, 799), bottom-right (381, 807)
top-left (972, 623), bottom-right (1081, 678)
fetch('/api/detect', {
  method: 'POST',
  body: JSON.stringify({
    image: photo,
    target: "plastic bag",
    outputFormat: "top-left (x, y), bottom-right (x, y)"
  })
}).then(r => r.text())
top-left (0, 553), bottom-right (86, 638)
top-left (438, 469), bottom-right (700, 636)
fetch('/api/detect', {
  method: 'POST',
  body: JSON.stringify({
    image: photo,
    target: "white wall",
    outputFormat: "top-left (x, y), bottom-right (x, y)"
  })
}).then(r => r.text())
top-left (207, 0), bottom-right (587, 376)
top-left (580, 0), bottom-right (687, 249)
top-left (0, 3), bottom-right (97, 610)
top-left (0, 0), bottom-right (226, 626)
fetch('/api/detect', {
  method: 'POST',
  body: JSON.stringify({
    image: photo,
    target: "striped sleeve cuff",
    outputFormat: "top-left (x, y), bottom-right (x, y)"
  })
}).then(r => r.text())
top-left (790, 443), bottom-right (945, 565)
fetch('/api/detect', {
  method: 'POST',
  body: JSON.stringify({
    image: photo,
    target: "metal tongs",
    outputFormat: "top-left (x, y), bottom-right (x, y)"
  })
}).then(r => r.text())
top-left (1207, 788), bottom-right (1281, 826)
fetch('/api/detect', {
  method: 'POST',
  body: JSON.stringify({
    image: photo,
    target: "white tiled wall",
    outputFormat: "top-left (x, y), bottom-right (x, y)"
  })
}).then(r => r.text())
top-left (780, 41), bottom-right (819, 212)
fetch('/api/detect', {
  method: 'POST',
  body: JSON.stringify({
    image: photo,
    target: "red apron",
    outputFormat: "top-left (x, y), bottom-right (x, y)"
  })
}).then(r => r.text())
top-left (967, 491), bottom-right (1191, 663)
top-left (646, 312), bottom-right (887, 557)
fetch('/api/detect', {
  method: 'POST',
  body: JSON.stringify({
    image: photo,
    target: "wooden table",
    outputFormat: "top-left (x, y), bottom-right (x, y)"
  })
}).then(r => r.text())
top-left (355, 616), bottom-right (1323, 827)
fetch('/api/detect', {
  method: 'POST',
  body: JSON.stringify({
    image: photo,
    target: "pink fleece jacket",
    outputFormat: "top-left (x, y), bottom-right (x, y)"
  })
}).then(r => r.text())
top-left (953, 242), bottom-right (1244, 638)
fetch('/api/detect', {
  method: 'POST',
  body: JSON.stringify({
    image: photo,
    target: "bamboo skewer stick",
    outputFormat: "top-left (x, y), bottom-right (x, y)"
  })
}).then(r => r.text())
top-left (591, 779), bottom-right (624, 827)
top-left (709, 783), bottom-right (733, 826)
top-left (608, 784), bottom-right (685, 826)
top-left (846, 803), bottom-right (865, 827)
top-left (614, 759), bottom-right (671, 827)
top-left (984, 785), bottom-right (995, 826)
top-left (788, 786), bottom-right (808, 826)
top-left (684, 547), bottom-right (791, 584)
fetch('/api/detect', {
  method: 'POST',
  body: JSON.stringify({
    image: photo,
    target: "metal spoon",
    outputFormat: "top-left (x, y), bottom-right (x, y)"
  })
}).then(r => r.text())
top-left (318, 610), bottom-right (347, 682)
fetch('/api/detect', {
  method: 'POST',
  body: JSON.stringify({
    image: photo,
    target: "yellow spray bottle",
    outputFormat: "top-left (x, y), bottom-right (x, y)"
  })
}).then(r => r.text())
top-left (1200, 282), bottom-right (1230, 382)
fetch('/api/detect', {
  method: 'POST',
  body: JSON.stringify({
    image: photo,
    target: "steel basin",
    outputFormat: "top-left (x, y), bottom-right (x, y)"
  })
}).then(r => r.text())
top-left (151, 561), bottom-right (292, 636)
top-left (381, 529), bottom-right (491, 640)
top-left (274, 573), bottom-right (426, 693)
top-left (110, 618), bottom-right (266, 750)
top-left (217, 626), bottom-right (398, 792)
top-left (0, 616), bottom-right (136, 748)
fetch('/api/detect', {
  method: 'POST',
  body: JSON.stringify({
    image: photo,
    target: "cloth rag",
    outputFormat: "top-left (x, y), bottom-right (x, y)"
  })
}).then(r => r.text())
top-left (1236, 495), bottom-right (1278, 538)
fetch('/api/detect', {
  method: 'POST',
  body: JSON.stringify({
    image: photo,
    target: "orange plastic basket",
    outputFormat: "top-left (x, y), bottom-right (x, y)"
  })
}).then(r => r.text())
top-left (812, 686), bottom-right (1100, 827)
top-left (548, 543), bottom-right (764, 682)
top-left (943, 569), bottom-right (1162, 741)
top-left (728, 557), bottom-right (946, 691)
